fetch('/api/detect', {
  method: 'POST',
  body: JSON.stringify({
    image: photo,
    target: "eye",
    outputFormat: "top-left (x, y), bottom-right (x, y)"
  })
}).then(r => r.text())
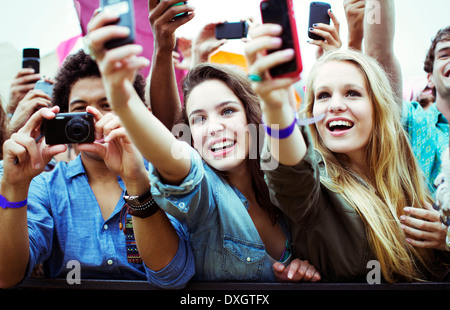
top-left (437, 50), bottom-right (450, 59)
top-left (317, 92), bottom-right (331, 100)
top-left (346, 90), bottom-right (361, 97)
top-left (72, 105), bottom-right (86, 112)
top-left (191, 115), bottom-right (206, 125)
top-left (101, 103), bottom-right (112, 111)
top-left (222, 108), bottom-right (235, 116)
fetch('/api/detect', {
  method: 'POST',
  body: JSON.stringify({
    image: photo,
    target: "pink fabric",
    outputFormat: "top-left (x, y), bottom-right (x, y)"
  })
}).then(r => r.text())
top-left (73, 0), bottom-right (186, 88)
top-left (56, 34), bottom-right (82, 67)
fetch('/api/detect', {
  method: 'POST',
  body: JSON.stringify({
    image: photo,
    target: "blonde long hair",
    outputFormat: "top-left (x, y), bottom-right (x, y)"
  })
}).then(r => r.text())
top-left (303, 49), bottom-right (434, 282)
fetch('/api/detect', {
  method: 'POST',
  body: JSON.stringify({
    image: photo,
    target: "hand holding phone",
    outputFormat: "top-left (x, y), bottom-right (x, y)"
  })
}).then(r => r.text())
top-left (100, 0), bottom-right (135, 49)
top-left (260, 0), bottom-right (302, 78)
top-left (308, 2), bottom-right (331, 41)
top-left (22, 48), bottom-right (40, 74)
top-left (215, 21), bottom-right (249, 40)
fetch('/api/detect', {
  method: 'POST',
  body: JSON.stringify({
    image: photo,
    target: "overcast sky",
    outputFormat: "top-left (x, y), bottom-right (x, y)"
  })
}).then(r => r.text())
top-left (1, 0), bottom-right (449, 81)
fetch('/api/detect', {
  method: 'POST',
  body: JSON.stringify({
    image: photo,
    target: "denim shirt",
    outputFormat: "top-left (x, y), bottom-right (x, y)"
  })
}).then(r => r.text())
top-left (148, 145), bottom-right (291, 282)
top-left (25, 155), bottom-right (194, 289)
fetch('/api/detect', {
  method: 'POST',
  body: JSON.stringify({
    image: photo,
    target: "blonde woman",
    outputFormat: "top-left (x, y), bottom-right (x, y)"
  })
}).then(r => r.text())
top-left (245, 24), bottom-right (449, 282)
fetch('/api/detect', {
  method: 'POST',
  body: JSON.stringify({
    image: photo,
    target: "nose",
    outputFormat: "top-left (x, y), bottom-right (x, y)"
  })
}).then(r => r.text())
top-left (327, 96), bottom-right (347, 113)
top-left (206, 120), bottom-right (225, 137)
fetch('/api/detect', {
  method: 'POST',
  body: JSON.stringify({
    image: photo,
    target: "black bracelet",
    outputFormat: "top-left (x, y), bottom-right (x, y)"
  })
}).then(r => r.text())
top-left (126, 198), bottom-right (160, 218)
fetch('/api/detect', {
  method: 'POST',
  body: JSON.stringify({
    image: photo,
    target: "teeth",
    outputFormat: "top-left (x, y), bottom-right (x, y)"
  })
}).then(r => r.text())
top-left (328, 120), bottom-right (353, 128)
top-left (211, 141), bottom-right (234, 152)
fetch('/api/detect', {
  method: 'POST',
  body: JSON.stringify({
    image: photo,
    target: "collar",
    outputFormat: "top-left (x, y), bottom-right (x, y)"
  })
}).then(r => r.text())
top-left (65, 155), bottom-right (86, 179)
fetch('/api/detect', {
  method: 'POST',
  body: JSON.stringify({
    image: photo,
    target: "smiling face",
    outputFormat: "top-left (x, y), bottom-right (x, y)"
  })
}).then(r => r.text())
top-left (429, 40), bottom-right (450, 111)
top-left (312, 61), bottom-right (374, 167)
top-left (186, 79), bottom-right (250, 173)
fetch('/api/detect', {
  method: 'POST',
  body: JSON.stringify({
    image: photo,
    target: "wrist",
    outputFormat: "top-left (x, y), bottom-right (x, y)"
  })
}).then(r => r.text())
top-left (0, 180), bottom-right (29, 205)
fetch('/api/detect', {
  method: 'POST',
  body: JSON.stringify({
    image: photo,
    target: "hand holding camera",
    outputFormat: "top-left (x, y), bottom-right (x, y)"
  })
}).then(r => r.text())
top-left (3, 107), bottom-right (67, 187)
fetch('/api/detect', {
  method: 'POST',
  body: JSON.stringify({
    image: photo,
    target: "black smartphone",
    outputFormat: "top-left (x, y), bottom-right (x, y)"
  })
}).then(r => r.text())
top-left (100, 0), bottom-right (135, 49)
top-left (260, 0), bottom-right (302, 78)
top-left (158, 1), bottom-right (188, 19)
top-left (22, 48), bottom-right (40, 74)
top-left (215, 21), bottom-right (249, 40)
top-left (42, 112), bottom-right (95, 145)
top-left (308, 1), bottom-right (331, 41)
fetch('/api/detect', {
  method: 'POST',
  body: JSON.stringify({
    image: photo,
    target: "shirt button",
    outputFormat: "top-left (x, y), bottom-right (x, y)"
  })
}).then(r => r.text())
top-left (107, 259), bottom-right (113, 265)
top-left (104, 224), bottom-right (108, 230)
top-left (246, 257), bottom-right (251, 262)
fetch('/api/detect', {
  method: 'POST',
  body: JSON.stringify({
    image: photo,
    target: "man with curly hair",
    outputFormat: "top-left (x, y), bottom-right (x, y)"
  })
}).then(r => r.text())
top-left (0, 50), bottom-right (194, 289)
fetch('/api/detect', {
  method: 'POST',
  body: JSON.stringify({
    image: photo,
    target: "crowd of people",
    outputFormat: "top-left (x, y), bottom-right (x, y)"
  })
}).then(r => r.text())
top-left (0, 0), bottom-right (449, 289)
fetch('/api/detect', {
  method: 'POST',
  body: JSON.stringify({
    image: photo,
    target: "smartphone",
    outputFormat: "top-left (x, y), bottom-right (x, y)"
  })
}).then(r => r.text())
top-left (42, 112), bottom-right (95, 145)
top-left (34, 80), bottom-right (54, 98)
top-left (215, 21), bottom-right (249, 40)
top-left (308, 1), bottom-right (331, 41)
top-left (22, 48), bottom-right (40, 74)
top-left (158, 1), bottom-right (188, 19)
top-left (100, 0), bottom-right (135, 49)
top-left (260, 0), bottom-right (302, 78)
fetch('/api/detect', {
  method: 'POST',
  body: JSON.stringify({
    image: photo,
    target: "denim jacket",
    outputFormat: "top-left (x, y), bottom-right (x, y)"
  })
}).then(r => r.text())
top-left (149, 146), bottom-right (291, 282)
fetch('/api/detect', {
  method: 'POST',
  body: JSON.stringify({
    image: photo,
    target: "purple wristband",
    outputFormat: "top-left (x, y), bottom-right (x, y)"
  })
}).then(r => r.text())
top-left (0, 193), bottom-right (27, 209)
top-left (262, 112), bottom-right (298, 139)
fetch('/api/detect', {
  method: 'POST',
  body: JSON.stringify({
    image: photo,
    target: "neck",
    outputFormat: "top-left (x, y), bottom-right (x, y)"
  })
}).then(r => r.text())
top-left (226, 162), bottom-right (256, 203)
top-left (80, 152), bottom-right (117, 184)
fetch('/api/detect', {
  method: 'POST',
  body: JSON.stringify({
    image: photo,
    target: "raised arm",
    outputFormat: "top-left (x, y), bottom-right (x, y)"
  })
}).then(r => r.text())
top-left (85, 9), bottom-right (191, 185)
top-left (244, 24), bottom-right (306, 166)
top-left (364, 0), bottom-right (403, 107)
top-left (0, 107), bottom-right (66, 288)
top-left (147, 0), bottom-right (195, 129)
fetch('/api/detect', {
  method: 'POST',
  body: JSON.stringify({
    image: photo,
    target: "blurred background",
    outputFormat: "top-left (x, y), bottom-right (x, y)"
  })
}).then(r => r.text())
top-left (0, 0), bottom-right (448, 104)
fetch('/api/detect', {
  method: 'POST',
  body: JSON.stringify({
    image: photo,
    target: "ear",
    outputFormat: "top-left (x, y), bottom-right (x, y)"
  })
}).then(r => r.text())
top-left (427, 72), bottom-right (435, 88)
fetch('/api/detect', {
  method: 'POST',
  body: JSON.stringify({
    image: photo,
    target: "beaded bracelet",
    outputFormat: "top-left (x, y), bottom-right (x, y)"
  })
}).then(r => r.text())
top-left (126, 197), bottom-right (160, 218)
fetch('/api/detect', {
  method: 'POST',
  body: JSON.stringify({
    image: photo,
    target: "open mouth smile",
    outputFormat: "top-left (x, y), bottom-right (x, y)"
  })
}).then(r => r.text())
top-left (209, 139), bottom-right (236, 157)
top-left (326, 119), bottom-right (355, 134)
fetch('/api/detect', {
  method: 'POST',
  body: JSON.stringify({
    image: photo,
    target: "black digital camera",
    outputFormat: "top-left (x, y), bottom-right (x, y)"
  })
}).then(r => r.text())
top-left (42, 112), bottom-right (95, 145)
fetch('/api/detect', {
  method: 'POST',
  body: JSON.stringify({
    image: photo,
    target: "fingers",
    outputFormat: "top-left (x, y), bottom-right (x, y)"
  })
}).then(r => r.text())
top-left (18, 106), bottom-right (59, 137)
top-left (400, 206), bottom-right (447, 250)
top-left (273, 259), bottom-right (321, 282)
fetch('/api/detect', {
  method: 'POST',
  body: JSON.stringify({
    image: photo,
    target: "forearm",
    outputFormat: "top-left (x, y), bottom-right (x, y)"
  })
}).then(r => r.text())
top-left (364, 0), bottom-right (402, 105)
top-left (132, 211), bottom-right (180, 271)
top-left (0, 181), bottom-right (30, 288)
top-left (149, 48), bottom-right (182, 130)
top-left (113, 88), bottom-right (190, 185)
top-left (262, 103), bottom-right (307, 166)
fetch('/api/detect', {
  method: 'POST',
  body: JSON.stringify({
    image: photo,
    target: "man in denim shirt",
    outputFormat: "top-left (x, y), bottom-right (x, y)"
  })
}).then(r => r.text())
top-left (0, 51), bottom-right (194, 289)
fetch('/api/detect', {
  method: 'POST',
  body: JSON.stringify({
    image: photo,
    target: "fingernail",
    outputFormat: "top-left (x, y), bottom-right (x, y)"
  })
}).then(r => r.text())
top-left (309, 27), bottom-right (314, 32)
top-left (400, 215), bottom-right (406, 221)
top-left (404, 207), bottom-right (411, 213)
top-left (313, 24), bottom-right (318, 27)
top-left (282, 49), bottom-right (295, 58)
top-left (271, 37), bottom-right (282, 46)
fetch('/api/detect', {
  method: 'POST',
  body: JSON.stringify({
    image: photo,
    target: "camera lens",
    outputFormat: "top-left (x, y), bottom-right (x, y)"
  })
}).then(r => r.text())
top-left (65, 118), bottom-right (91, 143)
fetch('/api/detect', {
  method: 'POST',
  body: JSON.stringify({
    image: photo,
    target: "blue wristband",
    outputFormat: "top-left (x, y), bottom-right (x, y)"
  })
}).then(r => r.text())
top-left (0, 193), bottom-right (27, 209)
top-left (262, 111), bottom-right (298, 139)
